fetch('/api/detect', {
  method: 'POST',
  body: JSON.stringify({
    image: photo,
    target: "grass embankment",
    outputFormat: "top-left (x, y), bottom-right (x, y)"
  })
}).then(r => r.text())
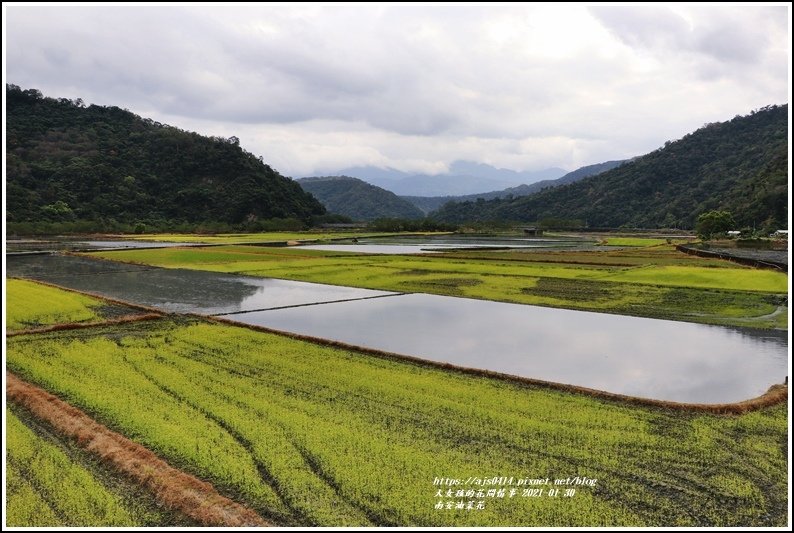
top-left (7, 317), bottom-right (788, 527)
top-left (129, 231), bottom-right (448, 244)
top-left (90, 244), bottom-right (788, 329)
top-left (5, 406), bottom-right (170, 526)
top-left (6, 278), bottom-right (157, 333)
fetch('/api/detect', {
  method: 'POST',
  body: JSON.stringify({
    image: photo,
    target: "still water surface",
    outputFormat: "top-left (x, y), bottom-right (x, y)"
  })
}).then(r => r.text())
top-left (6, 238), bottom-right (197, 253)
top-left (7, 253), bottom-right (787, 404)
top-left (231, 294), bottom-right (787, 404)
top-left (7, 255), bottom-right (396, 315)
top-left (299, 234), bottom-right (597, 254)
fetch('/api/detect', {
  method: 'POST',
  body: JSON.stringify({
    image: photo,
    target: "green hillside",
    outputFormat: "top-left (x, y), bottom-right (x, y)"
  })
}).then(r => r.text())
top-left (434, 105), bottom-right (788, 230)
top-left (6, 85), bottom-right (325, 232)
top-left (298, 176), bottom-right (424, 220)
top-left (403, 160), bottom-right (626, 213)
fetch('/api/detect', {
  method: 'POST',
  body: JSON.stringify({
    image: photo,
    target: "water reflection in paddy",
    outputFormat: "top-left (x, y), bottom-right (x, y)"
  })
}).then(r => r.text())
top-left (6, 238), bottom-right (199, 253)
top-left (299, 234), bottom-right (596, 254)
top-left (6, 253), bottom-right (787, 404)
top-left (231, 293), bottom-right (788, 404)
top-left (6, 254), bottom-right (396, 315)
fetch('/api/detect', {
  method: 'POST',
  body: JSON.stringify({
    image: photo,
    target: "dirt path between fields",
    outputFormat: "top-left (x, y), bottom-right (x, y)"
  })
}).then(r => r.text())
top-left (6, 371), bottom-right (269, 527)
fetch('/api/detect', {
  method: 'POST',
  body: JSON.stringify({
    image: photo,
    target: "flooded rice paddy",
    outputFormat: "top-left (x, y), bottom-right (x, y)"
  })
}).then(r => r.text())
top-left (7, 252), bottom-right (786, 404)
top-left (231, 294), bottom-right (786, 404)
top-left (7, 254), bottom-right (396, 315)
top-left (298, 234), bottom-right (598, 254)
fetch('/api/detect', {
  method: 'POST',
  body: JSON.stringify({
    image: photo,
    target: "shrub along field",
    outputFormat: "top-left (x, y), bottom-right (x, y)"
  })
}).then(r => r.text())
top-left (90, 244), bottom-right (788, 329)
top-left (6, 317), bottom-right (788, 527)
top-left (5, 407), bottom-right (170, 526)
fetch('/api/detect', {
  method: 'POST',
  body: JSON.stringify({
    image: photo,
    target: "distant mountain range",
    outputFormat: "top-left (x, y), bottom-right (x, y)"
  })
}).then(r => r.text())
top-left (297, 176), bottom-right (424, 220)
top-left (432, 105), bottom-right (788, 230)
top-left (8, 86), bottom-right (784, 234)
top-left (326, 161), bottom-right (567, 196)
top-left (403, 160), bottom-right (627, 214)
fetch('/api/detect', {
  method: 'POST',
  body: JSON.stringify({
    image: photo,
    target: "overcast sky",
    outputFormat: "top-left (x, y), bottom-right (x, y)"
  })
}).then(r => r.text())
top-left (4, 4), bottom-right (791, 178)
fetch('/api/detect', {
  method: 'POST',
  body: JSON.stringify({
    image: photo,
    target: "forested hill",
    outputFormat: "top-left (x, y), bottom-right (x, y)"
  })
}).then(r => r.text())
top-left (403, 159), bottom-right (626, 214)
top-left (298, 176), bottom-right (424, 220)
top-left (6, 85), bottom-right (325, 230)
top-left (433, 105), bottom-right (788, 230)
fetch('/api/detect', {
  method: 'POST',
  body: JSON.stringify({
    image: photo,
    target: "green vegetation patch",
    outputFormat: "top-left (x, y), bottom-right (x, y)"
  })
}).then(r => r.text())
top-left (399, 276), bottom-right (483, 295)
top-left (5, 407), bottom-right (170, 526)
top-left (603, 265), bottom-right (784, 292)
top-left (90, 244), bottom-right (788, 329)
top-left (7, 279), bottom-right (105, 330)
top-left (6, 279), bottom-right (139, 331)
top-left (523, 277), bottom-right (622, 303)
top-left (521, 278), bottom-right (787, 328)
top-left (6, 318), bottom-right (788, 526)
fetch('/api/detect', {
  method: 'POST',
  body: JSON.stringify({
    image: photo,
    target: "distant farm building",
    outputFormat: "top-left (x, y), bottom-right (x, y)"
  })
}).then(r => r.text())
top-left (771, 229), bottom-right (788, 238)
top-left (523, 227), bottom-right (544, 236)
top-left (727, 230), bottom-right (741, 238)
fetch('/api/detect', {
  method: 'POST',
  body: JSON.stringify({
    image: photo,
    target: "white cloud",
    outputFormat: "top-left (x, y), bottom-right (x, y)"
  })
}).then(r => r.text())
top-left (4, 4), bottom-right (790, 178)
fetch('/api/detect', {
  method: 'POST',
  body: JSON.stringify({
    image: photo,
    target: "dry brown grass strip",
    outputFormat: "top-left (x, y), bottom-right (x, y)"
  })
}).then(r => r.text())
top-left (6, 372), bottom-right (269, 527)
top-left (7, 313), bottom-right (163, 337)
top-left (204, 314), bottom-right (788, 415)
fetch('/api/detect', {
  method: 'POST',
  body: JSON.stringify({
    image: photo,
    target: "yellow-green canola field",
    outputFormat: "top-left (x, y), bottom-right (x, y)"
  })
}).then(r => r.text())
top-left (5, 241), bottom-right (788, 526)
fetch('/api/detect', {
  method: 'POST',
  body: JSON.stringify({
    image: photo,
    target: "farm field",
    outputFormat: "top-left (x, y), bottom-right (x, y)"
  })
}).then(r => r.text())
top-left (6, 315), bottom-right (788, 527)
top-left (5, 407), bottom-right (170, 526)
top-left (595, 237), bottom-right (675, 247)
top-left (90, 244), bottom-right (788, 329)
top-left (6, 279), bottom-right (142, 332)
top-left (128, 231), bottom-right (449, 244)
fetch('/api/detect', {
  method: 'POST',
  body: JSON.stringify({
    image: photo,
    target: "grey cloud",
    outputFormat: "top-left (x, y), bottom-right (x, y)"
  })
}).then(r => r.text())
top-left (5, 4), bottom-right (789, 176)
top-left (75, 7), bottom-right (463, 134)
top-left (696, 6), bottom-right (788, 62)
top-left (589, 6), bottom-right (691, 50)
top-left (590, 5), bottom-right (781, 67)
top-left (696, 26), bottom-right (759, 64)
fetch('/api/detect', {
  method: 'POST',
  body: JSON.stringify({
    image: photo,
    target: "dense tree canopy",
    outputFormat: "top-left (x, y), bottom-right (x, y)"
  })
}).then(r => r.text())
top-left (695, 210), bottom-right (736, 240)
top-left (433, 105), bottom-right (788, 230)
top-left (6, 85), bottom-right (325, 232)
top-left (404, 160), bottom-right (626, 214)
top-left (298, 176), bottom-right (425, 221)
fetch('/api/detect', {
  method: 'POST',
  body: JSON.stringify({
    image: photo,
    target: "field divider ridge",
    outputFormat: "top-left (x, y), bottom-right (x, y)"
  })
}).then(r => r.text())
top-left (6, 371), bottom-right (270, 527)
top-left (212, 292), bottom-right (407, 316)
top-left (202, 314), bottom-right (788, 415)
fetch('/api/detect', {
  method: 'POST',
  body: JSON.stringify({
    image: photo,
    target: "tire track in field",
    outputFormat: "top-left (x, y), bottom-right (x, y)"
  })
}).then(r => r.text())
top-left (6, 372), bottom-right (268, 527)
top-left (287, 439), bottom-right (397, 526)
top-left (120, 355), bottom-right (299, 525)
top-left (186, 353), bottom-right (388, 525)
top-left (179, 337), bottom-right (670, 497)
top-left (206, 387), bottom-right (379, 526)
top-left (125, 349), bottom-right (376, 526)
top-left (5, 456), bottom-right (67, 525)
top-left (173, 349), bottom-right (404, 525)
